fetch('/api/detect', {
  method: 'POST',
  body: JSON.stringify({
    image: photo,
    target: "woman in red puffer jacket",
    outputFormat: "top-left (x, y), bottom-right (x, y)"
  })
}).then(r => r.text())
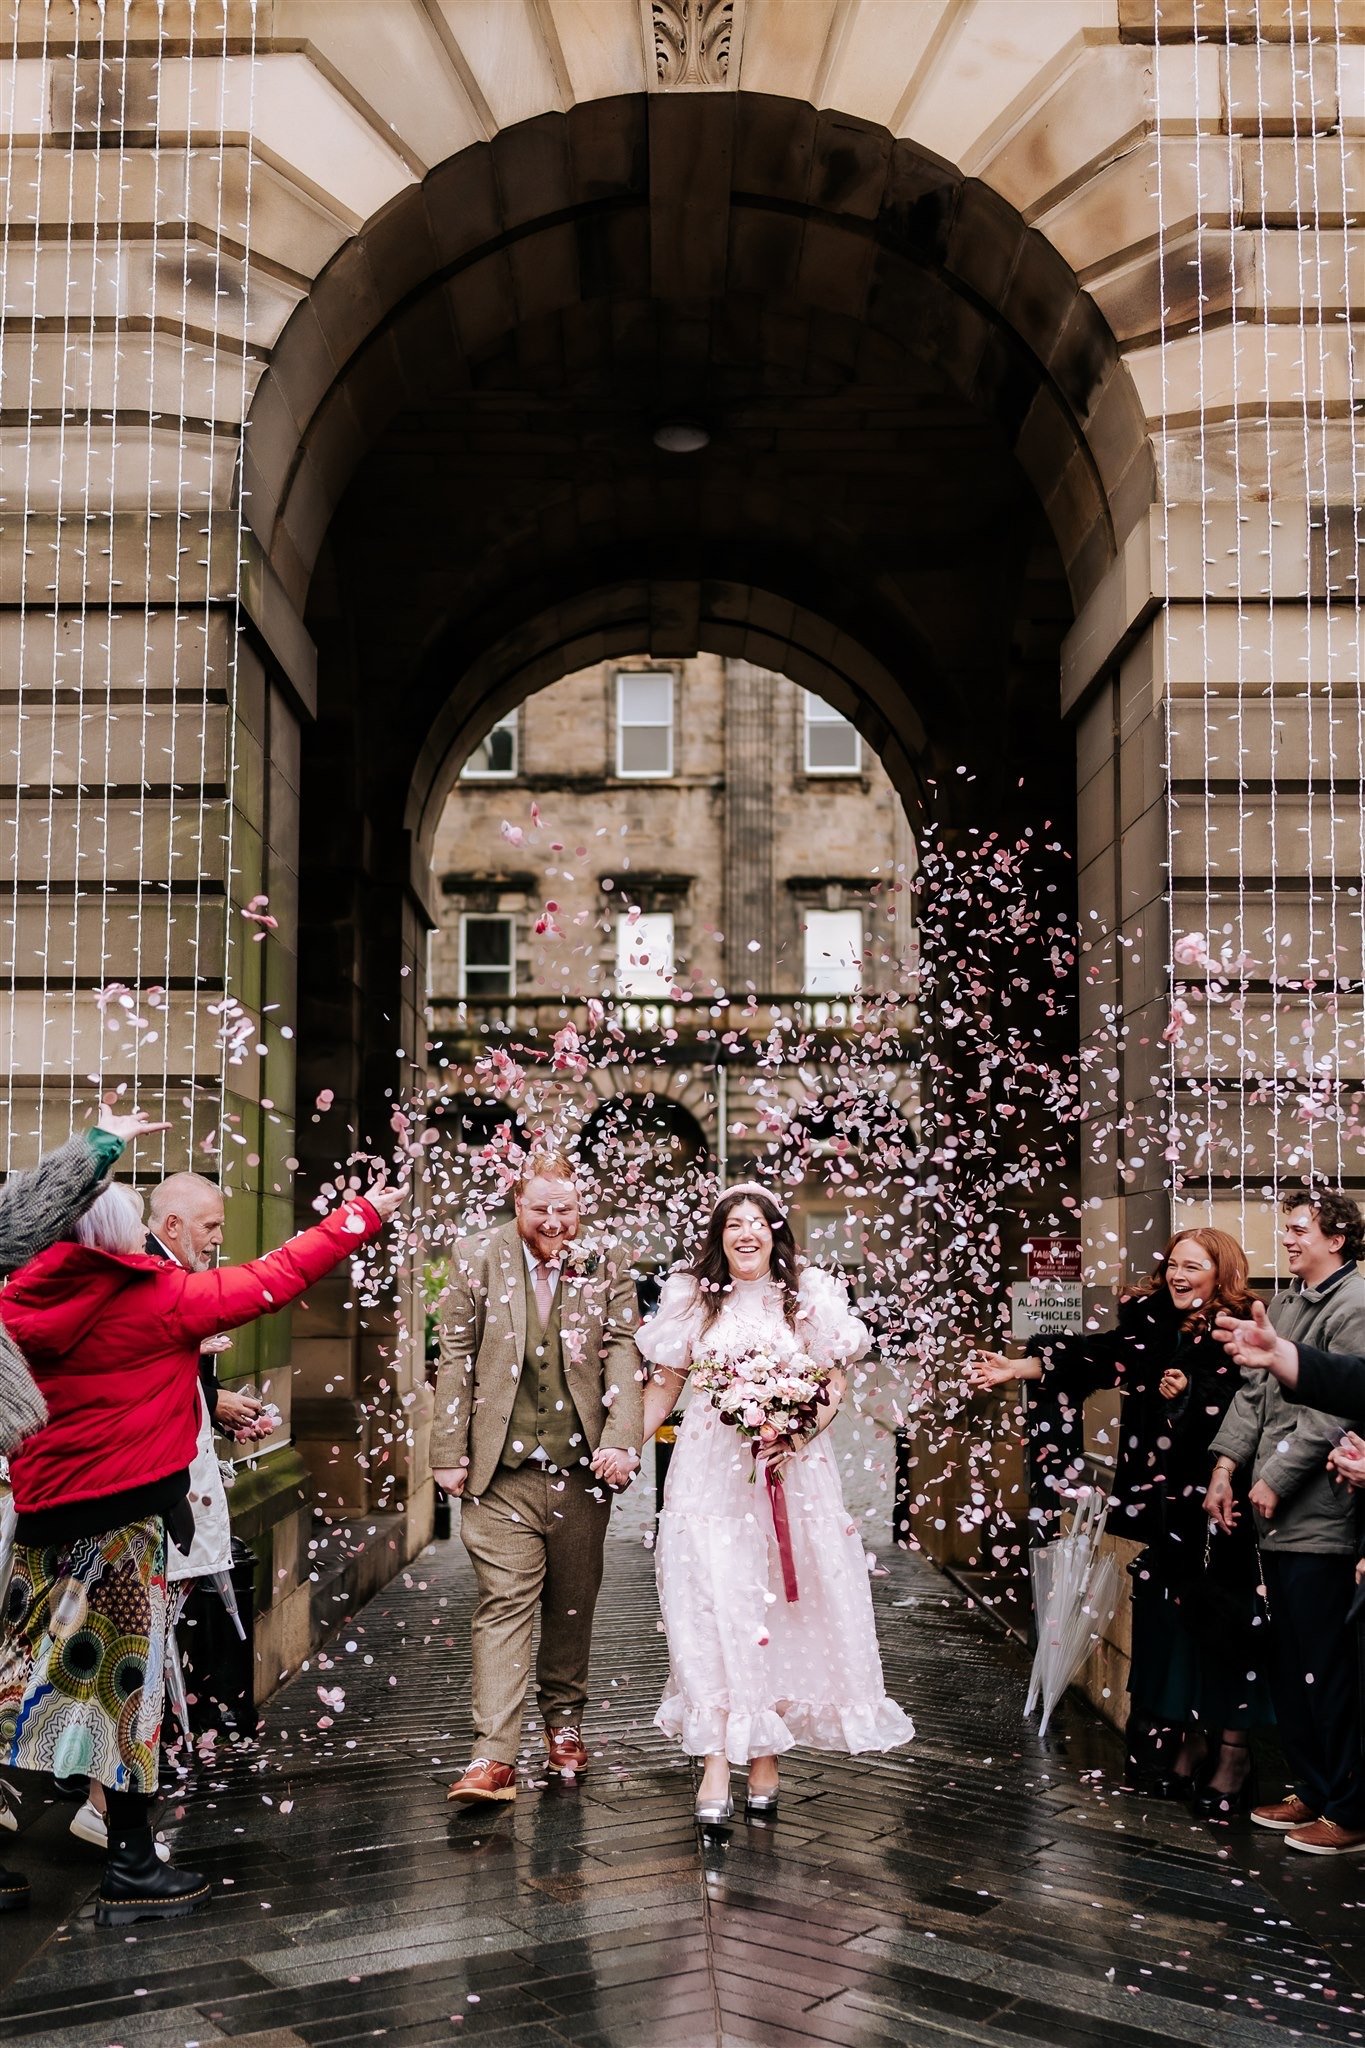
top-left (0, 1175), bottom-right (403, 1927)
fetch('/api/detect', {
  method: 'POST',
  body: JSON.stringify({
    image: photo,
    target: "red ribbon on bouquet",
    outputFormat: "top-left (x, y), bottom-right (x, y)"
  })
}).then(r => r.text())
top-left (765, 1463), bottom-right (800, 1603)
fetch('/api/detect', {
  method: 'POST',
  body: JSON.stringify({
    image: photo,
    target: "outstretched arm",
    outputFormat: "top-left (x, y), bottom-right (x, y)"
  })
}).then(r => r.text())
top-left (1215, 1300), bottom-right (1299, 1385)
top-left (965, 1350), bottom-right (1044, 1391)
top-left (0, 1103), bottom-right (168, 1273)
top-left (171, 1188), bottom-right (395, 1343)
top-left (1294, 1343), bottom-right (1365, 1418)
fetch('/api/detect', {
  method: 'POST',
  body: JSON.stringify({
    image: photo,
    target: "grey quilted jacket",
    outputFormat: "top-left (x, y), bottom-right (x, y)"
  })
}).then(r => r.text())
top-left (0, 1133), bottom-right (120, 1454)
top-left (1210, 1264), bottom-right (1365, 1553)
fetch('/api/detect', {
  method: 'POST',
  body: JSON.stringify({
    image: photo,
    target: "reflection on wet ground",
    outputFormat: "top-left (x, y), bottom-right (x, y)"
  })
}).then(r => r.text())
top-left (3, 1512), bottom-right (1365, 2047)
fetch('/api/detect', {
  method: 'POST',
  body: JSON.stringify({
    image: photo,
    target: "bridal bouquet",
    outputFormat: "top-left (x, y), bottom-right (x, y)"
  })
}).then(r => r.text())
top-left (690, 1346), bottom-right (832, 1477)
top-left (690, 1345), bottom-right (832, 1604)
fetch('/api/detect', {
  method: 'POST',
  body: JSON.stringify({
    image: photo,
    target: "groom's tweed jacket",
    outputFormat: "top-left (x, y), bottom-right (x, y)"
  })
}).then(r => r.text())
top-left (432, 1221), bottom-right (643, 1495)
top-left (0, 1134), bottom-right (117, 1454)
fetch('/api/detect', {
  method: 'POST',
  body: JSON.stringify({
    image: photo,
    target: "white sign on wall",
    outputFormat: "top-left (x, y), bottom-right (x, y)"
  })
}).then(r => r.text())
top-left (1010, 1235), bottom-right (1083, 1339)
top-left (1009, 1279), bottom-right (1083, 1341)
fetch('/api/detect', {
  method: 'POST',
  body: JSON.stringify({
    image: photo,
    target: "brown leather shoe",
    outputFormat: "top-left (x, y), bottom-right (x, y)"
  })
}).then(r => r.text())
top-left (546, 1725), bottom-right (590, 1776)
top-left (447, 1758), bottom-right (517, 1803)
top-left (1251, 1794), bottom-right (1318, 1832)
top-left (1285, 1817), bottom-right (1365, 1856)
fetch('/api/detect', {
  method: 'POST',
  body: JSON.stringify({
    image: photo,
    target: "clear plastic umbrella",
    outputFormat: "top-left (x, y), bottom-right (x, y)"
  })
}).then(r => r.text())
top-left (1025, 1487), bottom-right (1119, 1738)
top-left (209, 1569), bottom-right (247, 1643)
top-left (0, 1495), bottom-right (14, 1613)
top-left (163, 1585), bottom-right (193, 1740)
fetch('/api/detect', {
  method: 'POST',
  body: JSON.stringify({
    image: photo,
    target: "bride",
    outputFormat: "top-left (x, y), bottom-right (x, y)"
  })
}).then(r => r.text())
top-left (638, 1183), bottom-right (913, 1821)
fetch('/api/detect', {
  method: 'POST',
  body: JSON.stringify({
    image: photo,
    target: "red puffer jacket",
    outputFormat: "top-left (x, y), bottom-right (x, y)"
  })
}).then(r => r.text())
top-left (1, 1199), bottom-right (383, 1513)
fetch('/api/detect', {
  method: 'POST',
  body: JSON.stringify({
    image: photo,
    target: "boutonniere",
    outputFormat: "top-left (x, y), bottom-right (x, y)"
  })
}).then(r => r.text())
top-left (561, 1243), bottom-right (602, 1281)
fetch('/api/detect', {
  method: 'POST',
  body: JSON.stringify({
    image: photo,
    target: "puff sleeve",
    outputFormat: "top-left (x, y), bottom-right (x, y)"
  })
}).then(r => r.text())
top-left (796, 1266), bottom-right (870, 1366)
top-left (635, 1271), bottom-right (705, 1373)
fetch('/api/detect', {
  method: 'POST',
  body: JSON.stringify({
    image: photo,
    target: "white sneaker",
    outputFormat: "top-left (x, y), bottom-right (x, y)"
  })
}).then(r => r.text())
top-left (70, 1801), bottom-right (172, 1863)
top-left (0, 1783), bottom-right (18, 1832)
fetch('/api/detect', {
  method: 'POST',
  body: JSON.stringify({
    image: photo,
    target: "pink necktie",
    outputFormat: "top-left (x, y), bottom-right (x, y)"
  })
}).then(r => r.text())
top-left (533, 1261), bottom-right (554, 1324)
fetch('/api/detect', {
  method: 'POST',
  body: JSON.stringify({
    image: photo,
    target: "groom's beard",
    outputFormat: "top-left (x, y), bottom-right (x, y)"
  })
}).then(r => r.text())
top-left (520, 1223), bottom-right (578, 1263)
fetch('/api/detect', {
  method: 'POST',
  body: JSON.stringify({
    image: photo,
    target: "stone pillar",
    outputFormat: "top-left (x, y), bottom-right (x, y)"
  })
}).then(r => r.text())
top-left (291, 612), bottom-right (435, 1537)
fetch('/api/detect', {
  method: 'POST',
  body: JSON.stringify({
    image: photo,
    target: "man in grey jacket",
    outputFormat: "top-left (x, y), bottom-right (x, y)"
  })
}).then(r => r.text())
top-left (1205, 1188), bottom-right (1365, 1854)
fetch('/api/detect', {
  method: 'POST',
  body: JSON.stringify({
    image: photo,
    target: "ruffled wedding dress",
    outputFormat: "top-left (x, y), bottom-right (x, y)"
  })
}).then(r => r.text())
top-left (638, 1267), bottom-right (915, 1763)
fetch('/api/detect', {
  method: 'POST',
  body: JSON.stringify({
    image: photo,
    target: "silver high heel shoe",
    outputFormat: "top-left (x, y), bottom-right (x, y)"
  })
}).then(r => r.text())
top-left (745, 1782), bottom-right (779, 1815)
top-left (695, 1783), bottom-right (734, 1823)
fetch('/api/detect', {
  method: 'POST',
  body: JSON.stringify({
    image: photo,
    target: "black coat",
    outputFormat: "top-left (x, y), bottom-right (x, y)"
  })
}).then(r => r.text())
top-left (1032, 1290), bottom-right (1246, 1563)
top-left (1296, 1343), bottom-right (1365, 1422)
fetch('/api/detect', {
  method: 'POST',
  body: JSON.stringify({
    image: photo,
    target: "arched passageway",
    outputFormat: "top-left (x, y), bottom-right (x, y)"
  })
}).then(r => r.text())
top-left (242, 91), bottom-right (1149, 1518)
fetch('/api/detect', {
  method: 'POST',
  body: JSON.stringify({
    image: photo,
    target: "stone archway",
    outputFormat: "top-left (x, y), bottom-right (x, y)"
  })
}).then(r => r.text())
top-left (0, 0), bottom-right (1352, 1704)
top-left (251, 92), bottom-right (1153, 1525)
top-left (2, 0), bottom-right (1353, 1704)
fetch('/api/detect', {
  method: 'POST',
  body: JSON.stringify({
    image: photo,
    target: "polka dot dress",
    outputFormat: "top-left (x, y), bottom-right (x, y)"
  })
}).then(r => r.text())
top-left (639, 1268), bottom-right (915, 1764)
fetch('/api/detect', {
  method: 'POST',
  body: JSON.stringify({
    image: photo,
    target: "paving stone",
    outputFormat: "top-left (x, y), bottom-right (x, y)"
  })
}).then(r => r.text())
top-left (4, 1533), bottom-right (1365, 2047)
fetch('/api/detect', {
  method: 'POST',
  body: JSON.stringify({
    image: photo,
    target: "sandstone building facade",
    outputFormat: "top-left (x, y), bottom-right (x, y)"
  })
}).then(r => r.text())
top-left (0, 0), bottom-right (1358, 1694)
top-left (427, 651), bottom-right (918, 1266)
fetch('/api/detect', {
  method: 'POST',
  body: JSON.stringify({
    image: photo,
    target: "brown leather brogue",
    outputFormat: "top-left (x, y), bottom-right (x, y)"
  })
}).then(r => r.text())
top-left (447, 1758), bottom-right (517, 1803)
top-left (545, 1725), bottom-right (590, 1776)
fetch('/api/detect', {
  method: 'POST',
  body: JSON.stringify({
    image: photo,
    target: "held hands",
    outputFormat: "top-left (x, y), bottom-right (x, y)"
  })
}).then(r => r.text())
top-left (1158, 1368), bottom-right (1188, 1401)
top-left (97, 1102), bottom-right (172, 1143)
top-left (756, 1424), bottom-right (800, 1478)
top-left (590, 1446), bottom-right (639, 1490)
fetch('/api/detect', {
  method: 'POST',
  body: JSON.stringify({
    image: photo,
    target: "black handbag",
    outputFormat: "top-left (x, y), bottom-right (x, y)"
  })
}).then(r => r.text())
top-left (1184, 1523), bottom-right (1269, 1656)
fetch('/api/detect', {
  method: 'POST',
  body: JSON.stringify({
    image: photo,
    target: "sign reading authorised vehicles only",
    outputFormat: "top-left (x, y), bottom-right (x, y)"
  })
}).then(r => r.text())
top-left (1010, 1279), bottom-right (1084, 1339)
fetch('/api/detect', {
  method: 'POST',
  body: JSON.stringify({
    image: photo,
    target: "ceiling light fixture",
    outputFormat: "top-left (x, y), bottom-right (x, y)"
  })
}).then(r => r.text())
top-left (652, 421), bottom-right (711, 454)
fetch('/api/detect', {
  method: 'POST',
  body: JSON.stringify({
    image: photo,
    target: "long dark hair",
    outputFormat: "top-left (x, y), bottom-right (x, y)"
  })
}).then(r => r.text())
top-left (1133, 1227), bottom-right (1255, 1332)
top-left (690, 1190), bottom-right (800, 1332)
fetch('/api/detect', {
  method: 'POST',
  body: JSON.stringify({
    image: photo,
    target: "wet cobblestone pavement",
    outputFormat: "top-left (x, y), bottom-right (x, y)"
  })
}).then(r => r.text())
top-left (5, 1503), bottom-right (1365, 2048)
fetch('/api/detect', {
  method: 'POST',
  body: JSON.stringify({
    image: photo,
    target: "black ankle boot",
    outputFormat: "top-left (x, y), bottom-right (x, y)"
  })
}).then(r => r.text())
top-left (94, 1827), bottom-right (209, 1926)
top-left (0, 1864), bottom-right (30, 1912)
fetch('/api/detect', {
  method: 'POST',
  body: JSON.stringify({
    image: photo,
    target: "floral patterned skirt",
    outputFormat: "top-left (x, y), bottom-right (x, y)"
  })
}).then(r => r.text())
top-left (0, 1515), bottom-right (167, 1792)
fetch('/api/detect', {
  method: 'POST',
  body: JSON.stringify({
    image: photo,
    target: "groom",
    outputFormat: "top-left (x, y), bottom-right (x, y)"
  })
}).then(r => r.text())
top-left (433, 1152), bottom-right (643, 1802)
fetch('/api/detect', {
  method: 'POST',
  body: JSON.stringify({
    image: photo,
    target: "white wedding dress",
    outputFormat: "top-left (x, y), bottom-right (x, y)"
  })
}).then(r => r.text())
top-left (638, 1267), bottom-right (915, 1763)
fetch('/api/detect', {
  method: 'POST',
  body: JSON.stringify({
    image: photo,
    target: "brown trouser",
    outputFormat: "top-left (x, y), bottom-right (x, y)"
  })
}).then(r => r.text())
top-left (459, 1462), bottom-right (612, 1764)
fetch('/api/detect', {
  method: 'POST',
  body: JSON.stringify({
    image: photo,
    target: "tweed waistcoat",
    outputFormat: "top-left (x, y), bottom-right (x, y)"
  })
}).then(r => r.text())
top-left (500, 1280), bottom-right (584, 1471)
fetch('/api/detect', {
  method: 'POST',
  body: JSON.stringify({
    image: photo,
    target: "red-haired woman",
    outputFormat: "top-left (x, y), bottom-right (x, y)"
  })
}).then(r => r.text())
top-left (969, 1228), bottom-right (1267, 1814)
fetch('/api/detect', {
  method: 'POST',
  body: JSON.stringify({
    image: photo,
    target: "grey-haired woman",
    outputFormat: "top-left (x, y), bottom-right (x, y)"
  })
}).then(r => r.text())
top-left (0, 1105), bottom-right (167, 1913)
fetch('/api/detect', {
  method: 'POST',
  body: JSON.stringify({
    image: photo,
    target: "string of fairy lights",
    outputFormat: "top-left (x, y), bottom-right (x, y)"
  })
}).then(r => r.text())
top-left (1156, 0), bottom-right (1364, 1265)
top-left (1, 1), bottom-right (259, 1181)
